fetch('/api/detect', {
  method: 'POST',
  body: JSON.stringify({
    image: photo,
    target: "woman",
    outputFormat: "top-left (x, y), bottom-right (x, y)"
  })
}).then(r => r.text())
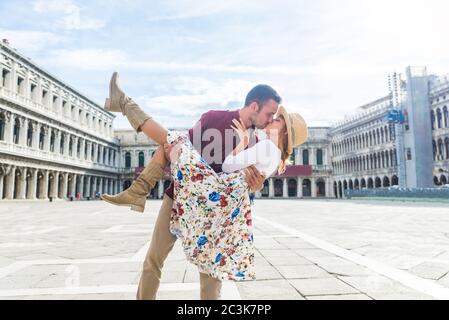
top-left (102, 73), bottom-right (308, 281)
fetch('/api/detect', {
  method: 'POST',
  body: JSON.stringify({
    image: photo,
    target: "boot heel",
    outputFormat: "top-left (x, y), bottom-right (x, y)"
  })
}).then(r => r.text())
top-left (131, 205), bottom-right (144, 213)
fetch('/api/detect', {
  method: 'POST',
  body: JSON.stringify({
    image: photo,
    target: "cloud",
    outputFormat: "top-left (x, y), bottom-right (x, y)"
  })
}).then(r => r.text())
top-left (136, 77), bottom-right (256, 118)
top-left (32, 0), bottom-right (105, 30)
top-left (146, 0), bottom-right (249, 22)
top-left (0, 29), bottom-right (66, 53)
top-left (47, 49), bottom-right (128, 70)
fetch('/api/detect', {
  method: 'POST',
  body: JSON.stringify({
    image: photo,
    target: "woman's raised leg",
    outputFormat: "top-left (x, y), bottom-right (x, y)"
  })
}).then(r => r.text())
top-left (101, 146), bottom-right (168, 212)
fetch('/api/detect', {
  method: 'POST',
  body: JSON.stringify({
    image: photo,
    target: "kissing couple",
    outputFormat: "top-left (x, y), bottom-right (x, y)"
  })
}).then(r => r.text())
top-left (101, 73), bottom-right (308, 300)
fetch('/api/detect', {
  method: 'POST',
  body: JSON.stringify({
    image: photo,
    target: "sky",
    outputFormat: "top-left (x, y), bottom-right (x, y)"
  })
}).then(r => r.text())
top-left (1, 0), bottom-right (449, 130)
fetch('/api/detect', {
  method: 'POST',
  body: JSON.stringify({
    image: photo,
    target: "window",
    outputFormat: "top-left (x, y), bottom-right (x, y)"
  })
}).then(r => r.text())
top-left (13, 119), bottom-right (20, 144)
top-left (0, 114), bottom-right (5, 140)
top-left (30, 84), bottom-right (37, 101)
top-left (17, 77), bottom-right (24, 94)
top-left (139, 152), bottom-right (145, 167)
top-left (1, 69), bottom-right (10, 87)
top-left (50, 131), bottom-right (55, 152)
top-left (60, 134), bottom-right (65, 154)
top-left (27, 123), bottom-right (33, 147)
top-left (125, 152), bottom-right (131, 168)
top-left (316, 149), bottom-right (323, 166)
top-left (77, 140), bottom-right (81, 158)
top-left (42, 90), bottom-right (48, 106)
top-left (62, 101), bottom-right (67, 116)
top-left (39, 127), bottom-right (45, 150)
top-left (302, 149), bottom-right (309, 165)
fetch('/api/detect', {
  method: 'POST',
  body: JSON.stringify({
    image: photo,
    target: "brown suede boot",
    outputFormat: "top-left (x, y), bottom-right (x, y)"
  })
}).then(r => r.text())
top-left (101, 162), bottom-right (165, 213)
top-left (104, 72), bottom-right (151, 132)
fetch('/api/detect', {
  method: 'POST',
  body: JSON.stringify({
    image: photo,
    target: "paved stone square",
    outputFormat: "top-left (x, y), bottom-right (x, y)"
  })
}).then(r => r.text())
top-left (1, 199), bottom-right (449, 300)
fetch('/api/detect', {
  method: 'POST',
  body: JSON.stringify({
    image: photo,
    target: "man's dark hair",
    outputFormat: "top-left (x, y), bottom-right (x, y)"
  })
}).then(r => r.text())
top-left (245, 84), bottom-right (282, 107)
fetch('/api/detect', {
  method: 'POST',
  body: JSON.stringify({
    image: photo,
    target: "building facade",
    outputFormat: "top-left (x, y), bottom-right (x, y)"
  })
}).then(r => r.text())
top-left (0, 41), bottom-right (122, 201)
top-left (2, 41), bottom-right (448, 201)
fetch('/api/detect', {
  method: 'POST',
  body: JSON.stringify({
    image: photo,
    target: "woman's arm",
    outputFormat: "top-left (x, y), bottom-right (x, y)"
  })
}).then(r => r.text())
top-left (222, 142), bottom-right (259, 173)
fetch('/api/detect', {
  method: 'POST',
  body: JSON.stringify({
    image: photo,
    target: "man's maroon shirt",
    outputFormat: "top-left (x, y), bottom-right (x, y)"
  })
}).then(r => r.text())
top-left (165, 109), bottom-right (257, 199)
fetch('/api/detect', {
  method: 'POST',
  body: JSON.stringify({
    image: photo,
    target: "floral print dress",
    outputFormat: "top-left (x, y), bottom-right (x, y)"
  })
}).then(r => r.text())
top-left (168, 131), bottom-right (255, 282)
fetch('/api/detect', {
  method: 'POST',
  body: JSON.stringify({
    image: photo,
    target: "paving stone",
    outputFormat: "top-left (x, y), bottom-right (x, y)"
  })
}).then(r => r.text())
top-left (237, 280), bottom-right (305, 300)
top-left (289, 278), bottom-right (360, 296)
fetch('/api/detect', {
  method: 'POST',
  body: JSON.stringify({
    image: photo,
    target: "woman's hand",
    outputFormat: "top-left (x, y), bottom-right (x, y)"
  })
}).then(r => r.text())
top-left (231, 118), bottom-right (250, 148)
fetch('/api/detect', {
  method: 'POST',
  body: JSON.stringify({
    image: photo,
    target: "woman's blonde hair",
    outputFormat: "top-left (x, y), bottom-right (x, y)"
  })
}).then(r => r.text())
top-left (277, 115), bottom-right (291, 175)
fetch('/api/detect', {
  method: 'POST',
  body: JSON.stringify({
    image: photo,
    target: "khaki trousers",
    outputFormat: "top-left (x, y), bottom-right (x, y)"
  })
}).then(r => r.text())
top-left (136, 195), bottom-right (222, 300)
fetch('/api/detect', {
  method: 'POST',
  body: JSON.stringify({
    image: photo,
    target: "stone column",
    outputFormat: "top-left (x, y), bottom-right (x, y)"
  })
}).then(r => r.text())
top-left (297, 177), bottom-right (303, 198)
top-left (16, 168), bottom-right (27, 199)
top-left (24, 72), bottom-right (31, 100)
top-left (86, 142), bottom-right (92, 161)
top-left (268, 178), bottom-right (274, 199)
top-left (69, 174), bottom-right (76, 198)
top-left (158, 180), bottom-right (164, 199)
top-left (80, 139), bottom-right (85, 160)
top-left (79, 176), bottom-right (84, 199)
top-left (73, 137), bottom-right (79, 158)
top-left (5, 112), bottom-right (15, 144)
top-left (50, 172), bottom-right (58, 199)
top-left (19, 118), bottom-right (28, 146)
top-left (32, 122), bottom-right (40, 149)
top-left (85, 176), bottom-right (91, 199)
top-left (43, 126), bottom-right (51, 151)
top-left (36, 79), bottom-right (43, 105)
top-left (93, 144), bottom-right (98, 163)
top-left (54, 130), bottom-right (61, 155)
top-left (4, 165), bottom-right (16, 199)
top-left (298, 148), bottom-right (303, 165)
top-left (27, 169), bottom-right (38, 200)
top-left (63, 134), bottom-right (70, 156)
top-left (40, 170), bottom-right (49, 200)
top-left (310, 147), bottom-right (315, 167)
top-left (10, 61), bottom-right (17, 93)
top-left (283, 178), bottom-right (288, 198)
top-left (311, 177), bottom-right (317, 198)
top-left (0, 173), bottom-right (3, 199)
top-left (61, 172), bottom-right (68, 199)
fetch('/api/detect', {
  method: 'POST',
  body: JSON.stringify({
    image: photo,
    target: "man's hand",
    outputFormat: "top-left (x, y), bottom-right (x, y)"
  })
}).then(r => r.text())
top-left (163, 143), bottom-right (182, 163)
top-left (244, 165), bottom-right (266, 192)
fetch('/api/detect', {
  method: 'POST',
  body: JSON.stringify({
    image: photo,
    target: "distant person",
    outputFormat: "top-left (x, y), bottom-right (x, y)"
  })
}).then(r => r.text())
top-left (249, 192), bottom-right (255, 205)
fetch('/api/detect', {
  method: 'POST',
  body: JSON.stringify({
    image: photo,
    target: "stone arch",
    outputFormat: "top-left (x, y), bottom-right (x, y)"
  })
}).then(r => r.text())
top-left (367, 178), bottom-right (374, 189)
top-left (434, 176), bottom-right (440, 186)
top-left (338, 181), bottom-right (343, 198)
top-left (392, 175), bottom-right (399, 186)
top-left (261, 180), bottom-right (269, 198)
top-left (333, 182), bottom-right (338, 199)
top-left (288, 179), bottom-right (298, 197)
top-left (361, 178), bottom-right (367, 189)
top-left (383, 176), bottom-right (390, 187)
top-left (316, 179), bottom-right (326, 197)
top-left (303, 179), bottom-right (312, 197)
top-left (375, 177), bottom-right (382, 188)
top-left (349, 180), bottom-right (354, 190)
top-left (274, 179), bottom-right (284, 197)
